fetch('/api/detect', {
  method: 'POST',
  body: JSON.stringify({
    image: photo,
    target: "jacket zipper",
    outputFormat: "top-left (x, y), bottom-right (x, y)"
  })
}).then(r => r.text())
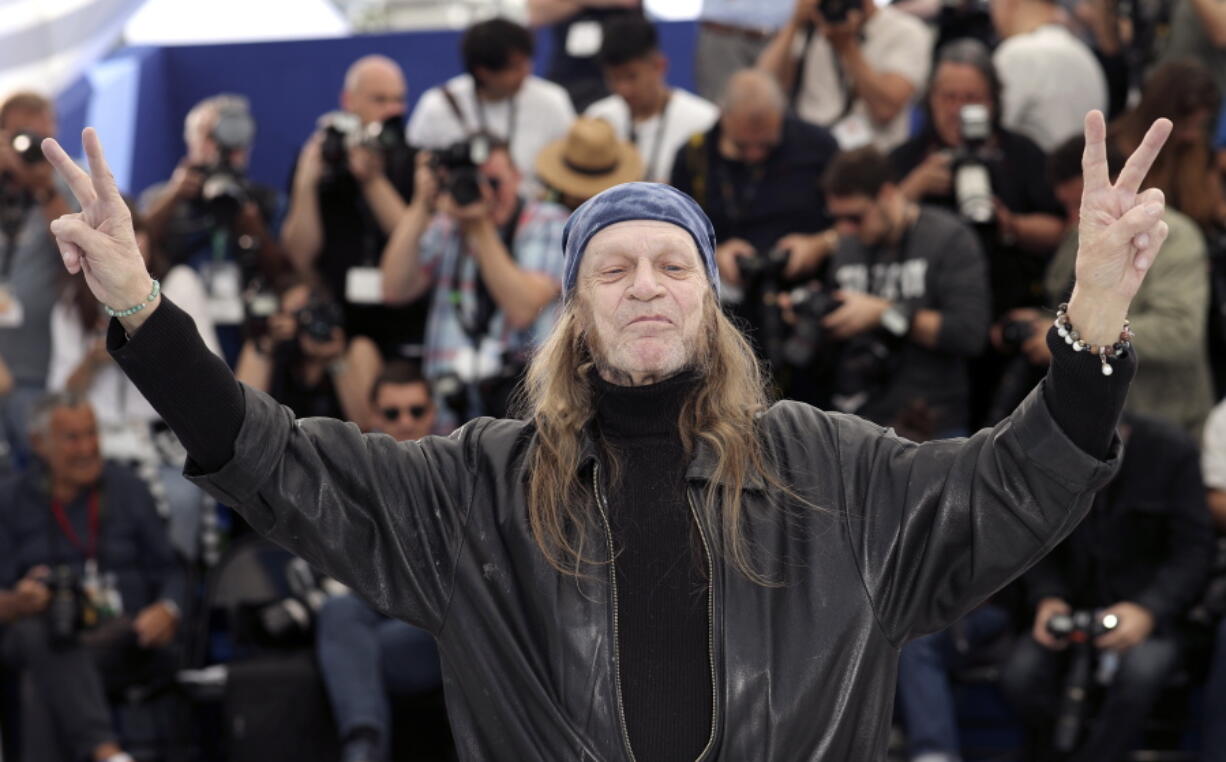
top-left (687, 489), bottom-right (719, 761)
top-left (592, 464), bottom-right (721, 762)
top-left (593, 464), bottom-right (638, 762)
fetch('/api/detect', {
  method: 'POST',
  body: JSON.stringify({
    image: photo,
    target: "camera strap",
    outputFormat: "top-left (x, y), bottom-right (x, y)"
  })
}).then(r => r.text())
top-left (49, 489), bottom-right (101, 561)
top-left (628, 92), bottom-right (673, 181)
top-left (451, 196), bottom-right (525, 346)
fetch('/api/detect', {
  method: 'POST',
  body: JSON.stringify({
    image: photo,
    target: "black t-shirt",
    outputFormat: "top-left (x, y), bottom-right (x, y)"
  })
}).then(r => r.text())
top-left (285, 146), bottom-right (427, 357)
top-left (889, 128), bottom-right (1063, 316)
top-left (669, 116), bottom-right (839, 256)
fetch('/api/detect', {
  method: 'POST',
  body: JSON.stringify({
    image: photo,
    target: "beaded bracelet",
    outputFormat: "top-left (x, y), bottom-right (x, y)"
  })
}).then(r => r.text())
top-left (104, 279), bottom-right (160, 318)
top-left (1053, 302), bottom-right (1133, 376)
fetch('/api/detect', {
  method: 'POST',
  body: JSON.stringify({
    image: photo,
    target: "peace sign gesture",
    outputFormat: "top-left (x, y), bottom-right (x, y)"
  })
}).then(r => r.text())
top-left (1068, 110), bottom-right (1171, 344)
top-left (41, 128), bottom-right (158, 330)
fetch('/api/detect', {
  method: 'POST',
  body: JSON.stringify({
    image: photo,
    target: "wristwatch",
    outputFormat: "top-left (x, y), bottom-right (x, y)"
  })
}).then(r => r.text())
top-left (881, 303), bottom-right (912, 337)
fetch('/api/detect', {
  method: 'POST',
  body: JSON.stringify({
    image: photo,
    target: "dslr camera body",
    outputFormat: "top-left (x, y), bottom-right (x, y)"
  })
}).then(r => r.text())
top-left (0, 129), bottom-right (48, 242)
top-left (430, 134), bottom-right (493, 207)
top-left (1045, 609), bottom-right (1122, 754)
top-left (317, 111), bottom-right (410, 190)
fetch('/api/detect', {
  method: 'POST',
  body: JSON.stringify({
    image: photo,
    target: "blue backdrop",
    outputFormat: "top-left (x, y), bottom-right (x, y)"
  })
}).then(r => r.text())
top-left (53, 21), bottom-right (699, 198)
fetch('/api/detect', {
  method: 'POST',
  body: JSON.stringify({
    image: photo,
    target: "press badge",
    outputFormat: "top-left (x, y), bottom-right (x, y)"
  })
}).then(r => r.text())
top-left (565, 20), bottom-right (603, 57)
top-left (345, 267), bottom-right (384, 305)
top-left (0, 285), bottom-right (23, 329)
top-left (452, 337), bottom-right (504, 383)
top-left (204, 261), bottom-right (244, 325)
top-left (832, 114), bottom-right (874, 151)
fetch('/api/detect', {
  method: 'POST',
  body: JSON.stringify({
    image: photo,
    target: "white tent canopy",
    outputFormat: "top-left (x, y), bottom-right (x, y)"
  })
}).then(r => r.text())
top-left (123, 0), bottom-right (351, 45)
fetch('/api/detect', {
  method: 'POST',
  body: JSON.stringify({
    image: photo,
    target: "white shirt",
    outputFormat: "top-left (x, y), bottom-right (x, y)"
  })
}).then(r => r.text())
top-left (1204, 399), bottom-right (1226, 491)
top-left (407, 74), bottom-right (576, 192)
top-left (994, 24), bottom-right (1108, 153)
top-left (793, 6), bottom-right (933, 151)
top-left (585, 88), bottom-right (720, 182)
top-left (48, 266), bottom-right (222, 462)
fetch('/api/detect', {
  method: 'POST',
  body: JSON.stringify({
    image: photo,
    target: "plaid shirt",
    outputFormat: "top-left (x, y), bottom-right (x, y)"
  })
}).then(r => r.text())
top-left (418, 199), bottom-right (568, 429)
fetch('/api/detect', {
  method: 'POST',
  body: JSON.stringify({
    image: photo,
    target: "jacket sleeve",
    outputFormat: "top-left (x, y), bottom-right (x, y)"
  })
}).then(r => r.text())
top-left (930, 223), bottom-right (991, 357)
top-left (1125, 214), bottom-right (1210, 366)
top-left (183, 389), bottom-right (477, 633)
top-left (109, 298), bottom-right (474, 634)
top-left (832, 374), bottom-right (1122, 645)
top-left (1131, 438), bottom-right (1215, 622)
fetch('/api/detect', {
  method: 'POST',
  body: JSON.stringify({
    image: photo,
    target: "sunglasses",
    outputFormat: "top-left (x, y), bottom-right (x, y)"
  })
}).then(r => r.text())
top-left (381, 405), bottom-right (430, 422)
top-left (832, 210), bottom-right (867, 225)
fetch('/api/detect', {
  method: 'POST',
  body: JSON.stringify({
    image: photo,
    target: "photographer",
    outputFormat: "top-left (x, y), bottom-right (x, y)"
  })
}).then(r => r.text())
top-left (0, 393), bottom-right (186, 762)
top-left (139, 94), bottom-right (286, 365)
top-left (995, 135), bottom-right (1214, 439)
top-left (669, 69), bottom-right (840, 289)
top-left (380, 141), bottom-right (567, 432)
top-left (281, 55), bottom-right (424, 357)
top-left (315, 362), bottom-right (441, 762)
top-left (0, 92), bottom-right (71, 468)
top-left (756, 0), bottom-right (933, 150)
top-left (1001, 412), bottom-right (1213, 762)
top-left (891, 40), bottom-right (1064, 318)
top-left (234, 277), bottom-right (381, 430)
top-left (407, 18), bottom-right (575, 194)
top-left (819, 146), bottom-right (990, 437)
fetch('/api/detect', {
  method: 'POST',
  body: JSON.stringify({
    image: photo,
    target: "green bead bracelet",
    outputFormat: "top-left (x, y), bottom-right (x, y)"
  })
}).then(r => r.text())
top-left (104, 279), bottom-right (161, 318)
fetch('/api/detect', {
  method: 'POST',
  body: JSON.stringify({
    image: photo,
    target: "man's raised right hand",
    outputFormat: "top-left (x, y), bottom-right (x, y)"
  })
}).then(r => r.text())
top-left (42, 128), bottom-right (159, 332)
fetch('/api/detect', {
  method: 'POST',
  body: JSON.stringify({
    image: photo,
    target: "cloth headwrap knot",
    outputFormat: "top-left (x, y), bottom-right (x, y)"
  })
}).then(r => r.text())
top-left (560, 182), bottom-right (719, 300)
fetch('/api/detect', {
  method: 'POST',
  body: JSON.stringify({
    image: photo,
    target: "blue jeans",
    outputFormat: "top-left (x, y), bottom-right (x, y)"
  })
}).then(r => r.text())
top-left (897, 604), bottom-right (1011, 758)
top-left (315, 594), bottom-right (442, 760)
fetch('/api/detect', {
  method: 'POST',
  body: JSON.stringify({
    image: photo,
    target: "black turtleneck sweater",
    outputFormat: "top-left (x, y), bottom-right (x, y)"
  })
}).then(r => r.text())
top-left (591, 371), bottom-right (713, 761)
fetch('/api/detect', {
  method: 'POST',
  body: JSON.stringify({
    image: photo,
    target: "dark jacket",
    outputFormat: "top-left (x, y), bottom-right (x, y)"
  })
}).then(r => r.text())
top-left (669, 116), bottom-right (839, 255)
top-left (179, 367), bottom-right (1120, 760)
top-left (0, 462), bottom-right (186, 616)
top-left (1023, 413), bottom-right (1213, 625)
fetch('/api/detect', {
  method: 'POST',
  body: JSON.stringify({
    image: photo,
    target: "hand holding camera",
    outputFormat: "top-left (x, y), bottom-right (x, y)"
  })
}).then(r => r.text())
top-left (167, 160), bottom-right (206, 203)
top-left (715, 238), bottom-right (757, 286)
top-left (908, 151), bottom-right (954, 199)
top-left (1033, 596), bottom-right (1073, 650)
top-left (822, 290), bottom-right (890, 340)
top-left (1093, 601), bottom-right (1154, 652)
top-left (133, 601), bottom-right (178, 649)
top-left (14, 566), bottom-right (51, 618)
top-left (0, 128), bottom-right (55, 196)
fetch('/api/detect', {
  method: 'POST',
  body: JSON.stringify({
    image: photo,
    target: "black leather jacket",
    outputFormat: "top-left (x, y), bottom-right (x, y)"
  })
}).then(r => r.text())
top-left (185, 380), bottom-right (1120, 760)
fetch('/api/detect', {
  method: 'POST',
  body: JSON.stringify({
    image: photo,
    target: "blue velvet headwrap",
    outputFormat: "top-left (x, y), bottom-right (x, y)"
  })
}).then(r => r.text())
top-left (560, 182), bottom-right (719, 300)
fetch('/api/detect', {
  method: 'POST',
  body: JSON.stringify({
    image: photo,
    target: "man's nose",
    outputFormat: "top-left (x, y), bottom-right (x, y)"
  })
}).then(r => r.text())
top-left (627, 258), bottom-right (664, 299)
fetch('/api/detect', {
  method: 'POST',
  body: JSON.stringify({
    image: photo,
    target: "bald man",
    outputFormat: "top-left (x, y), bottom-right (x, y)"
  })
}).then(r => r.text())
top-left (669, 69), bottom-right (840, 291)
top-left (281, 54), bottom-right (426, 356)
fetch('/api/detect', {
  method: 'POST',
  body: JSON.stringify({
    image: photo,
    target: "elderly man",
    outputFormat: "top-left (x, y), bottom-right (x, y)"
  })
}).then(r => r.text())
top-left (41, 109), bottom-right (1169, 759)
top-left (0, 393), bottom-right (185, 762)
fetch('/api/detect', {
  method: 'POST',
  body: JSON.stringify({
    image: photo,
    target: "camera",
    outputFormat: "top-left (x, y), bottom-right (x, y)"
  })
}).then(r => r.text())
top-left (431, 135), bottom-right (492, 207)
top-left (820, 0), bottom-right (860, 23)
top-left (318, 111), bottom-right (410, 189)
top-left (296, 295), bottom-right (344, 343)
top-left (1045, 609), bottom-right (1120, 754)
top-left (10, 131), bottom-right (45, 164)
top-left (197, 100), bottom-right (256, 226)
top-left (997, 317), bottom-right (1035, 354)
top-left (783, 284), bottom-right (843, 368)
top-left (45, 565), bottom-right (114, 649)
top-left (952, 104), bottom-right (995, 225)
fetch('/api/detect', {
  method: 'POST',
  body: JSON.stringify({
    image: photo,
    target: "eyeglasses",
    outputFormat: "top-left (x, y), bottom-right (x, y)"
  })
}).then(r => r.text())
top-left (381, 405), bottom-right (430, 422)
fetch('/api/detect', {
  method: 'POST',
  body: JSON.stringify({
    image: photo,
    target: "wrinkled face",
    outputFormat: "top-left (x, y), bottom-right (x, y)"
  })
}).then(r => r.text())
top-left (34, 405), bottom-right (103, 491)
top-left (604, 54), bottom-right (666, 115)
top-left (578, 220), bottom-right (710, 385)
top-left (827, 192), bottom-right (890, 246)
top-left (343, 64), bottom-right (408, 125)
top-left (476, 52), bottom-right (532, 100)
top-left (374, 382), bottom-right (436, 441)
top-left (930, 62), bottom-right (993, 147)
top-left (719, 107), bottom-right (783, 165)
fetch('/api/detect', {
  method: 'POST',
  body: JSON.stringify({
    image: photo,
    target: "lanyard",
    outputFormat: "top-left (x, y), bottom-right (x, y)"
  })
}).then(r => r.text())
top-left (628, 92), bottom-right (673, 181)
top-left (448, 197), bottom-right (525, 346)
top-left (475, 93), bottom-right (518, 149)
top-left (49, 490), bottom-right (101, 560)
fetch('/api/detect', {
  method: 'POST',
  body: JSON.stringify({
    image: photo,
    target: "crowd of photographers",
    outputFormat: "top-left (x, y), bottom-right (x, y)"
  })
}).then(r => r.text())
top-left (1, 0), bottom-right (1226, 759)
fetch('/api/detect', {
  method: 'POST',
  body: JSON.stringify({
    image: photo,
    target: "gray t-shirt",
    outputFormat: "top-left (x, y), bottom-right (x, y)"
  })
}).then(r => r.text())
top-left (1163, 0), bottom-right (1226, 95)
top-left (0, 203), bottom-right (67, 385)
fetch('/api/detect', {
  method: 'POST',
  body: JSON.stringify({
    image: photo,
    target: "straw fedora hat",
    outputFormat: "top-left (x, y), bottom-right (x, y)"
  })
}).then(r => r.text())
top-left (536, 117), bottom-right (645, 201)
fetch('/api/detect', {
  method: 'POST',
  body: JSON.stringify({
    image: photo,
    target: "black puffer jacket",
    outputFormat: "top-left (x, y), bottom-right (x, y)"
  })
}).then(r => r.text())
top-left (179, 370), bottom-right (1120, 760)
